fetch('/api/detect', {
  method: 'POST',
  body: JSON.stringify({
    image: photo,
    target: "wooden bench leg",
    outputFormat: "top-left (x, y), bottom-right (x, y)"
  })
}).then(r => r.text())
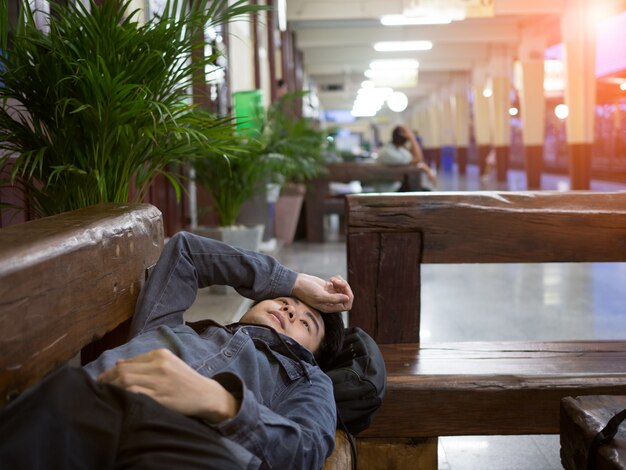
top-left (323, 430), bottom-right (353, 470)
top-left (356, 437), bottom-right (438, 470)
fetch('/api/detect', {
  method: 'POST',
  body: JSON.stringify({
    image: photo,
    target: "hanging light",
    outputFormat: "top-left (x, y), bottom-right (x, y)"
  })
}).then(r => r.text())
top-left (387, 91), bottom-right (409, 112)
top-left (554, 104), bottom-right (569, 120)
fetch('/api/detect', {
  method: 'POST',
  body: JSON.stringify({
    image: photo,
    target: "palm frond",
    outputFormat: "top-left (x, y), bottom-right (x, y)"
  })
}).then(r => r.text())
top-left (0, 0), bottom-right (262, 216)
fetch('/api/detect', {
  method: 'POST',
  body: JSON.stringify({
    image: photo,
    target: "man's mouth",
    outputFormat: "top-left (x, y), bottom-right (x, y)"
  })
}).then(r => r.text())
top-left (269, 311), bottom-right (285, 329)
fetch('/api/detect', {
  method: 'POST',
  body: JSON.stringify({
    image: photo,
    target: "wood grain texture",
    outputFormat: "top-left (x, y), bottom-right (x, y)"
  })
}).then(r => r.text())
top-left (356, 437), bottom-right (437, 470)
top-left (561, 395), bottom-right (626, 470)
top-left (0, 203), bottom-right (164, 406)
top-left (322, 430), bottom-right (353, 470)
top-left (361, 341), bottom-right (626, 437)
top-left (346, 191), bottom-right (626, 263)
top-left (348, 232), bottom-right (422, 343)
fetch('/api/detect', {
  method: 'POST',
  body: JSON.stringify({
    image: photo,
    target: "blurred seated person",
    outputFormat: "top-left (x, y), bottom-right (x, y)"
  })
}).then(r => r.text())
top-left (375, 125), bottom-right (437, 191)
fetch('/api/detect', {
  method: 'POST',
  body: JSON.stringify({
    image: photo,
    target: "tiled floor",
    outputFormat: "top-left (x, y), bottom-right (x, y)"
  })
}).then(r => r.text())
top-left (186, 165), bottom-right (626, 469)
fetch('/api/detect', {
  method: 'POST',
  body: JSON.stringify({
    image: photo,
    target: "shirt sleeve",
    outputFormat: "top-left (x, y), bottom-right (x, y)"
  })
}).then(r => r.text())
top-left (212, 370), bottom-right (337, 470)
top-left (377, 144), bottom-right (412, 165)
top-left (130, 232), bottom-right (298, 336)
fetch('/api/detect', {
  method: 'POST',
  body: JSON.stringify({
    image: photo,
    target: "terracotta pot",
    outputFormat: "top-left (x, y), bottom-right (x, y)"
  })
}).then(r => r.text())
top-left (274, 183), bottom-right (306, 245)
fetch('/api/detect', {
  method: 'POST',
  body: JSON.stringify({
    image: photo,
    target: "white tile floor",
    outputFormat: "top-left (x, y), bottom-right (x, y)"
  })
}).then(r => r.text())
top-left (186, 165), bottom-right (626, 469)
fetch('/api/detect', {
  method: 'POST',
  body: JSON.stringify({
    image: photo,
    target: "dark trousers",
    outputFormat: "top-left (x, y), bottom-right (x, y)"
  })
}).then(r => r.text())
top-left (0, 367), bottom-right (249, 469)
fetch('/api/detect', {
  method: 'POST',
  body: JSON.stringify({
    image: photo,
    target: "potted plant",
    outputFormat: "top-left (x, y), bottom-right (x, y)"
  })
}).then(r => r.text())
top-left (260, 93), bottom-right (327, 244)
top-left (192, 132), bottom-right (272, 250)
top-left (0, 0), bottom-right (261, 218)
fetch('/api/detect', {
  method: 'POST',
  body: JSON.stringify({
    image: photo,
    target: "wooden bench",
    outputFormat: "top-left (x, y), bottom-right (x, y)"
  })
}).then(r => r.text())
top-left (0, 203), bottom-right (351, 468)
top-left (305, 162), bottom-right (422, 243)
top-left (0, 203), bottom-right (164, 406)
top-left (345, 191), bottom-right (626, 469)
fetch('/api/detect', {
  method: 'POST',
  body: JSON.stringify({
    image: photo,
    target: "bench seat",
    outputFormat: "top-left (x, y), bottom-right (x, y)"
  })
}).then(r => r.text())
top-left (364, 341), bottom-right (626, 438)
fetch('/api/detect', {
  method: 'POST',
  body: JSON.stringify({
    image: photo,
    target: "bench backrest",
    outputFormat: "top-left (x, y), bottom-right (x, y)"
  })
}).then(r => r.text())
top-left (0, 203), bottom-right (163, 406)
top-left (318, 162), bottom-right (422, 185)
top-left (346, 191), bottom-right (626, 343)
top-left (305, 162), bottom-right (423, 242)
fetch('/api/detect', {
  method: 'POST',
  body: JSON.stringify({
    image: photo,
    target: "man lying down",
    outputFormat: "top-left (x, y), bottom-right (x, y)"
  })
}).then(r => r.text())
top-left (0, 231), bottom-right (352, 470)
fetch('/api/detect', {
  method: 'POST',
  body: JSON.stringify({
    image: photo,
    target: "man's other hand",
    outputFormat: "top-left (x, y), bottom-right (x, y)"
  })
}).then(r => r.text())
top-left (97, 349), bottom-right (239, 423)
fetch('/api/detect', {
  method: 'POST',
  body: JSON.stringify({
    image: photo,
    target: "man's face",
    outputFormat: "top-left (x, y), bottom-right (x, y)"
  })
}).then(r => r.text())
top-left (239, 297), bottom-right (324, 353)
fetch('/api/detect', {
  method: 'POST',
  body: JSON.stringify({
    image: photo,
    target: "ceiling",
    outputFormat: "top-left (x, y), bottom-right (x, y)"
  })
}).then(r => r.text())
top-left (285, 0), bottom-right (623, 114)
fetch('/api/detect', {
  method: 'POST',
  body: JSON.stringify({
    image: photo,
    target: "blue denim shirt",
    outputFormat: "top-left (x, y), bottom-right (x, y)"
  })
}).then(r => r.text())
top-left (84, 232), bottom-right (336, 470)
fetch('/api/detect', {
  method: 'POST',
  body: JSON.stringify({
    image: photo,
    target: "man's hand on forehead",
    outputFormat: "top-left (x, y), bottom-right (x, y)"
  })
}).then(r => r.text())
top-left (292, 273), bottom-right (354, 313)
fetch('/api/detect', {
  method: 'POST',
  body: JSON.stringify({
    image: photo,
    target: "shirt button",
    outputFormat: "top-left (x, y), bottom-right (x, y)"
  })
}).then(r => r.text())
top-left (224, 350), bottom-right (233, 357)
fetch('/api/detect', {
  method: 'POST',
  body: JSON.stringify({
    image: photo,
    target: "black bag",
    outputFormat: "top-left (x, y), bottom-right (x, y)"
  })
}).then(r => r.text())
top-left (325, 326), bottom-right (387, 436)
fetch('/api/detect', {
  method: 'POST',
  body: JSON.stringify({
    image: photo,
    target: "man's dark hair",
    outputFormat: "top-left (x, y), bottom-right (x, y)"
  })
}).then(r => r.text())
top-left (391, 126), bottom-right (408, 147)
top-left (316, 312), bottom-right (345, 371)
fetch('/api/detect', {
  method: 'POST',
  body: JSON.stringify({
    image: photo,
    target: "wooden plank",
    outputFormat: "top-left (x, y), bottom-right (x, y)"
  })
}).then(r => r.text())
top-left (361, 341), bottom-right (626, 437)
top-left (0, 203), bottom-right (164, 406)
top-left (348, 232), bottom-right (422, 343)
top-left (347, 232), bottom-right (379, 336)
top-left (381, 341), bottom-right (626, 375)
top-left (346, 191), bottom-right (626, 263)
top-left (356, 437), bottom-right (437, 470)
top-left (375, 233), bottom-right (421, 343)
top-left (322, 430), bottom-right (353, 470)
top-left (561, 395), bottom-right (626, 470)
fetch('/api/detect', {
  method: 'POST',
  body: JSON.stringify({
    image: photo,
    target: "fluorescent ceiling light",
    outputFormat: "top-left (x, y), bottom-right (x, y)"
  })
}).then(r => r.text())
top-left (364, 69), bottom-right (418, 88)
top-left (351, 108), bottom-right (377, 117)
top-left (352, 87), bottom-right (394, 118)
top-left (364, 69), bottom-right (417, 79)
top-left (381, 14), bottom-right (452, 25)
top-left (374, 41), bottom-right (433, 52)
top-left (357, 87), bottom-right (393, 97)
top-left (369, 59), bottom-right (419, 70)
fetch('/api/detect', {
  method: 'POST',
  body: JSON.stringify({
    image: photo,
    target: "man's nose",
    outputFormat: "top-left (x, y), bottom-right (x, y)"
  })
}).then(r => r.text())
top-left (282, 304), bottom-right (296, 321)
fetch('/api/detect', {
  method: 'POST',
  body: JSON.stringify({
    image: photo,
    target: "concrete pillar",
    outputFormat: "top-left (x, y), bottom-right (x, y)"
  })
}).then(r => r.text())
top-left (452, 89), bottom-right (471, 175)
top-left (490, 48), bottom-right (513, 183)
top-left (561, 0), bottom-right (597, 189)
top-left (517, 59), bottom-right (546, 189)
top-left (440, 94), bottom-right (455, 172)
top-left (413, 107), bottom-right (430, 158)
top-left (492, 77), bottom-right (511, 182)
top-left (424, 104), bottom-right (442, 169)
top-left (472, 84), bottom-right (492, 176)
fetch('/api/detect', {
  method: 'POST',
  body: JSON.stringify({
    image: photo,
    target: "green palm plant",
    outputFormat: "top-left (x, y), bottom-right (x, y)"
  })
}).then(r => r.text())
top-left (0, 0), bottom-right (8, 52)
top-left (192, 92), bottom-right (327, 228)
top-left (194, 135), bottom-right (272, 227)
top-left (261, 92), bottom-right (327, 185)
top-left (0, 0), bottom-right (261, 217)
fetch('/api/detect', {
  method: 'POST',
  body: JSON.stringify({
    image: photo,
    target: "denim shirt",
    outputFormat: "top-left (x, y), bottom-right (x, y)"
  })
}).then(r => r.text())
top-left (84, 232), bottom-right (337, 470)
